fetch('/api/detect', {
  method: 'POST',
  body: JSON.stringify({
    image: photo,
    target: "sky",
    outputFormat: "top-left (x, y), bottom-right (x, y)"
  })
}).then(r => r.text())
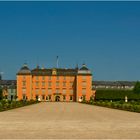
top-left (0, 1), bottom-right (140, 81)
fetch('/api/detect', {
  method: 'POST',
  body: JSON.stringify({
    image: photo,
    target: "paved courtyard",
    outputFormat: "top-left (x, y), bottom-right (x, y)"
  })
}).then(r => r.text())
top-left (0, 102), bottom-right (140, 139)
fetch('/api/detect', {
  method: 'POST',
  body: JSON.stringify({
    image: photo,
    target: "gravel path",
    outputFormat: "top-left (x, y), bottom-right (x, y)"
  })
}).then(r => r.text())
top-left (0, 102), bottom-right (140, 139)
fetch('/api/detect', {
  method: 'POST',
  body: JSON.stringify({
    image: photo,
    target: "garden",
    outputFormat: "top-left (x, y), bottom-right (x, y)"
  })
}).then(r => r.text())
top-left (83, 82), bottom-right (140, 113)
top-left (85, 100), bottom-right (140, 113)
top-left (0, 99), bottom-right (39, 112)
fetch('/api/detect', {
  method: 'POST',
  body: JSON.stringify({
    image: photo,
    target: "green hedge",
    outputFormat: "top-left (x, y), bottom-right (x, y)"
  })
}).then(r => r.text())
top-left (95, 90), bottom-right (140, 101)
top-left (82, 101), bottom-right (140, 113)
top-left (0, 100), bottom-right (39, 112)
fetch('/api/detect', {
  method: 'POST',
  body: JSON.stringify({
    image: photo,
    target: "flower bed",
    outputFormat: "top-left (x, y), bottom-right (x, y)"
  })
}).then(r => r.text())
top-left (82, 100), bottom-right (140, 113)
top-left (0, 100), bottom-right (40, 112)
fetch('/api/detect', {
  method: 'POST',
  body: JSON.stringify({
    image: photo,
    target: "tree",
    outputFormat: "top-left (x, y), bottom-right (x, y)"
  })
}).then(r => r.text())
top-left (133, 81), bottom-right (140, 94)
top-left (0, 88), bottom-right (3, 100)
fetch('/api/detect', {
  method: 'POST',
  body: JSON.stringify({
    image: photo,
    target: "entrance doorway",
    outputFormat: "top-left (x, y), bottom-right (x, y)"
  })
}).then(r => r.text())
top-left (55, 96), bottom-right (60, 102)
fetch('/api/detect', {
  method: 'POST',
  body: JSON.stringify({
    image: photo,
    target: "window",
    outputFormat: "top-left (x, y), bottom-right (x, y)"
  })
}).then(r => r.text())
top-left (56, 76), bottom-right (59, 80)
top-left (42, 89), bottom-right (45, 94)
top-left (63, 95), bottom-right (66, 101)
top-left (70, 89), bottom-right (73, 94)
top-left (70, 96), bottom-right (73, 101)
top-left (36, 76), bottom-right (39, 80)
top-left (46, 96), bottom-right (48, 101)
top-left (56, 89), bottom-right (59, 93)
top-left (70, 76), bottom-right (73, 80)
top-left (42, 81), bottom-right (45, 87)
top-left (42, 95), bottom-right (45, 100)
top-left (22, 94), bottom-right (26, 100)
top-left (82, 82), bottom-right (86, 87)
top-left (7, 89), bottom-right (10, 93)
top-left (36, 89), bottom-right (39, 94)
top-left (22, 88), bottom-right (26, 94)
top-left (48, 82), bottom-right (51, 87)
top-left (22, 81), bottom-right (26, 86)
top-left (63, 82), bottom-right (66, 87)
top-left (49, 95), bottom-right (51, 100)
top-left (48, 89), bottom-right (52, 94)
top-left (49, 76), bottom-right (51, 80)
top-left (42, 76), bottom-right (45, 80)
top-left (11, 95), bottom-right (13, 101)
top-left (63, 76), bottom-right (66, 80)
top-left (36, 81), bottom-right (39, 87)
top-left (82, 76), bottom-right (86, 81)
top-left (70, 82), bottom-right (73, 87)
top-left (56, 82), bottom-right (59, 87)
top-left (82, 89), bottom-right (86, 95)
top-left (23, 76), bottom-right (26, 80)
top-left (11, 89), bottom-right (14, 93)
top-left (62, 89), bottom-right (66, 94)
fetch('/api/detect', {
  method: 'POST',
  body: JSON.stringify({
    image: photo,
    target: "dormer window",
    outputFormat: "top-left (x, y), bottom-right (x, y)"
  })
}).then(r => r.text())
top-left (36, 76), bottom-right (39, 80)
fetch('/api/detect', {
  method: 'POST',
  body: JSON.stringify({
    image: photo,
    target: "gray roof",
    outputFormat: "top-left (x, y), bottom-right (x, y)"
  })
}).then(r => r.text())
top-left (31, 67), bottom-right (77, 76)
top-left (0, 80), bottom-right (16, 86)
top-left (17, 64), bottom-right (31, 75)
top-left (17, 64), bottom-right (92, 76)
top-left (93, 81), bottom-right (136, 86)
top-left (79, 64), bottom-right (89, 70)
top-left (0, 80), bottom-right (16, 89)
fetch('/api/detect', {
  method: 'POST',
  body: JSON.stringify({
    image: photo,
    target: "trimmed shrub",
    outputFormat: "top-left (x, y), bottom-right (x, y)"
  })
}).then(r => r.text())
top-left (133, 81), bottom-right (140, 94)
top-left (95, 90), bottom-right (140, 101)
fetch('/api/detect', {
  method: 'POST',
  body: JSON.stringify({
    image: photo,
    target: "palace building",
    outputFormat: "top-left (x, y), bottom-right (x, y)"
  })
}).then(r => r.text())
top-left (17, 63), bottom-right (93, 102)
